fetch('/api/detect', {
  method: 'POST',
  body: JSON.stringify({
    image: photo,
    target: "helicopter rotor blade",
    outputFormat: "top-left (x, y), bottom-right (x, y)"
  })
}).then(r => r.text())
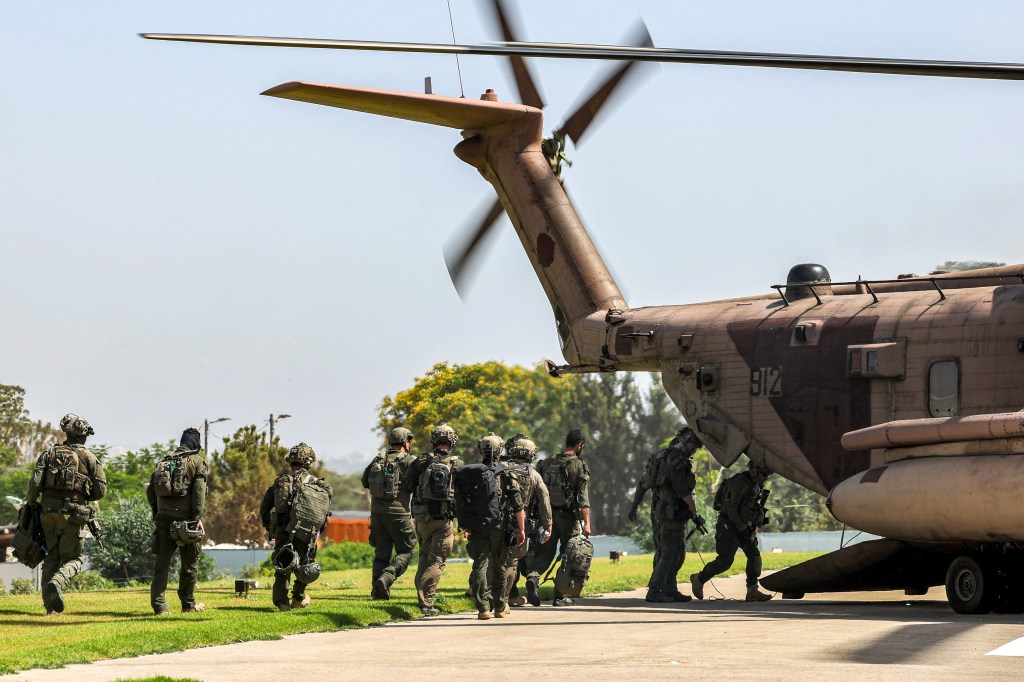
top-left (490, 0), bottom-right (544, 109)
top-left (141, 33), bottom-right (1024, 81)
top-left (557, 21), bottom-right (654, 146)
top-left (443, 198), bottom-right (506, 299)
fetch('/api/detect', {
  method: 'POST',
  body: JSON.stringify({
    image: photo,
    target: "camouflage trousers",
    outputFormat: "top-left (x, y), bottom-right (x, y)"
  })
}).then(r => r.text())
top-left (369, 506), bottom-right (416, 583)
top-left (414, 516), bottom-right (453, 609)
top-left (273, 535), bottom-right (314, 606)
top-left (467, 526), bottom-right (515, 613)
top-left (40, 512), bottom-right (85, 603)
top-left (696, 517), bottom-right (762, 588)
top-left (151, 523), bottom-right (201, 613)
top-left (647, 517), bottom-right (687, 595)
top-left (526, 509), bottom-right (580, 594)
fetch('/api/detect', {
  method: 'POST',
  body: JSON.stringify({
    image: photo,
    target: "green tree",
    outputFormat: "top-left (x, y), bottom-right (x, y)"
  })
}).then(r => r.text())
top-left (87, 494), bottom-right (158, 583)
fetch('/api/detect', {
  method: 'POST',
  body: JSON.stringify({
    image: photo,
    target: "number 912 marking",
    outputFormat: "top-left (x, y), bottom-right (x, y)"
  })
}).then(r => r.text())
top-left (750, 367), bottom-right (782, 397)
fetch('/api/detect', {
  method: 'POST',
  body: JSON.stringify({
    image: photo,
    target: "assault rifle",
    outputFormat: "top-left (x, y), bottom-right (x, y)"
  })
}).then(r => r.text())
top-left (686, 514), bottom-right (708, 541)
top-left (626, 483), bottom-right (647, 522)
top-left (87, 517), bottom-right (104, 548)
top-left (756, 487), bottom-right (771, 528)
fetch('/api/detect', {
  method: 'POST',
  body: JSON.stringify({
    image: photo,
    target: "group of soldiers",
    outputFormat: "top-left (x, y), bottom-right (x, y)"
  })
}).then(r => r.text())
top-left (21, 411), bottom-right (772, 618)
top-left (23, 412), bottom-right (332, 615)
top-left (361, 423), bottom-right (590, 618)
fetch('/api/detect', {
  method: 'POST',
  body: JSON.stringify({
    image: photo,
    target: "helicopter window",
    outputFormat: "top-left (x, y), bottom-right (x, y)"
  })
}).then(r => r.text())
top-left (928, 360), bottom-right (959, 417)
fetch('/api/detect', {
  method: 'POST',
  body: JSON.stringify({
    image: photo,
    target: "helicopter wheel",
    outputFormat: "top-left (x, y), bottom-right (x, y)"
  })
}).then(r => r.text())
top-left (945, 556), bottom-right (995, 614)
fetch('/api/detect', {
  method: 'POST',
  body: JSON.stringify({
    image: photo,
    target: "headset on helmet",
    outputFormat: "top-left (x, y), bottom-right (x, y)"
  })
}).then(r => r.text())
top-left (430, 422), bottom-right (458, 448)
top-left (389, 426), bottom-right (414, 446)
top-left (505, 434), bottom-right (538, 462)
top-left (478, 432), bottom-right (504, 462)
top-left (272, 543), bottom-right (299, 576)
top-left (60, 413), bottom-right (94, 437)
top-left (294, 561), bottom-right (322, 584)
top-left (169, 520), bottom-right (205, 547)
top-left (287, 442), bottom-right (316, 466)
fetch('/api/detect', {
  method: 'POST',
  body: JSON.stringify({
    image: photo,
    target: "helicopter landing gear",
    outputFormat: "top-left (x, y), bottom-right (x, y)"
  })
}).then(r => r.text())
top-left (945, 556), bottom-right (994, 614)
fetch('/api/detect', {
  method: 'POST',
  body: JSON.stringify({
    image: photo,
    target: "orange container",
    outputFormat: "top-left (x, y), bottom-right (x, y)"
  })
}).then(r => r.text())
top-left (323, 517), bottom-right (371, 544)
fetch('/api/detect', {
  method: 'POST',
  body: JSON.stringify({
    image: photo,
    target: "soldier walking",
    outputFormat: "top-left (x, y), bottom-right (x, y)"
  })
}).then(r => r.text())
top-left (362, 426), bottom-right (417, 600)
top-left (526, 429), bottom-right (590, 607)
top-left (691, 461), bottom-right (774, 602)
top-left (501, 434), bottom-right (552, 608)
top-left (629, 427), bottom-right (702, 603)
top-left (147, 427), bottom-right (209, 614)
top-left (25, 413), bottom-right (107, 615)
top-left (403, 423), bottom-right (463, 616)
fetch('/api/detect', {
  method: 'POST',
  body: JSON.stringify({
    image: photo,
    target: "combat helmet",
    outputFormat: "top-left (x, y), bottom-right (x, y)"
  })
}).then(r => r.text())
top-left (287, 442), bottom-right (316, 467)
top-left (169, 520), bottom-right (205, 547)
top-left (272, 543), bottom-right (298, 576)
top-left (505, 434), bottom-right (538, 462)
top-left (389, 426), bottom-right (414, 446)
top-left (747, 460), bottom-right (771, 477)
top-left (478, 432), bottom-right (504, 462)
top-left (60, 413), bottom-right (94, 437)
top-left (294, 561), bottom-right (322, 585)
top-left (669, 426), bottom-right (700, 452)
top-left (430, 422), bottom-right (458, 448)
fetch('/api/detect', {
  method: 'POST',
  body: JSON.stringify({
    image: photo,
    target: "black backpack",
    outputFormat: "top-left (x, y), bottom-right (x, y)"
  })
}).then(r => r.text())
top-left (453, 463), bottom-right (503, 532)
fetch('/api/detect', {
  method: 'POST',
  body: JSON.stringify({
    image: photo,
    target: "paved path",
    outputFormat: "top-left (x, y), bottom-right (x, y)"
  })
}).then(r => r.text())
top-left (8, 574), bottom-right (1024, 681)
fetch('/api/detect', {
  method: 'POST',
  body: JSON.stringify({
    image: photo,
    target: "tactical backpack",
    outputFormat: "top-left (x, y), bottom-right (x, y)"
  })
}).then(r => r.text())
top-left (417, 454), bottom-right (455, 503)
top-left (453, 463), bottom-right (503, 532)
top-left (11, 503), bottom-right (46, 568)
top-left (639, 450), bottom-right (667, 491)
top-left (273, 471), bottom-right (331, 543)
top-left (542, 456), bottom-right (581, 510)
top-left (152, 454), bottom-right (193, 498)
top-left (553, 534), bottom-right (593, 598)
top-left (504, 463), bottom-right (537, 531)
top-left (43, 445), bottom-right (91, 496)
top-left (366, 451), bottom-right (402, 501)
top-left (713, 475), bottom-right (736, 512)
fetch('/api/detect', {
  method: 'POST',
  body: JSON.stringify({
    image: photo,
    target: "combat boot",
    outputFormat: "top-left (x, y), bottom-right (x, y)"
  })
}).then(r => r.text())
top-left (745, 585), bottom-right (774, 602)
top-left (183, 602), bottom-right (206, 613)
top-left (276, 602), bottom-right (292, 612)
top-left (670, 591), bottom-right (693, 603)
top-left (495, 604), bottom-right (511, 618)
top-left (372, 573), bottom-right (394, 600)
top-left (526, 577), bottom-right (541, 607)
top-left (44, 581), bottom-right (64, 614)
top-left (510, 595), bottom-right (527, 607)
top-left (477, 610), bottom-right (493, 620)
top-left (644, 589), bottom-right (674, 603)
top-left (689, 573), bottom-right (705, 600)
top-left (420, 606), bottom-right (440, 617)
top-left (290, 594), bottom-right (311, 609)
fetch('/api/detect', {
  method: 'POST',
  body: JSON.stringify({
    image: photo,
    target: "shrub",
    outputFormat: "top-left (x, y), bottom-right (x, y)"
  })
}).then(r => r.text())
top-left (0, 578), bottom-right (7, 595)
top-left (316, 541), bottom-right (374, 571)
top-left (86, 494), bottom-right (157, 583)
top-left (10, 578), bottom-right (34, 595)
top-left (68, 571), bottom-right (116, 592)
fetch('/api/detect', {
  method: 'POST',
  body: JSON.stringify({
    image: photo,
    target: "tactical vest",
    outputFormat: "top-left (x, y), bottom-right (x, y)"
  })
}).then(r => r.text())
top-left (541, 456), bottom-right (577, 510)
top-left (152, 454), bottom-right (195, 498)
top-left (366, 450), bottom-right (403, 501)
top-left (42, 445), bottom-right (92, 498)
top-left (506, 462), bottom-right (538, 531)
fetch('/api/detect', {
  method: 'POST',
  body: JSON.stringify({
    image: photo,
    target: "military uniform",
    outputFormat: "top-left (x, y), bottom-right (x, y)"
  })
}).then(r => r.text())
top-left (643, 438), bottom-right (698, 602)
top-left (526, 444), bottom-right (590, 605)
top-left (502, 436), bottom-right (552, 607)
top-left (402, 423), bottom-right (463, 615)
top-left (692, 465), bottom-right (773, 602)
top-left (259, 443), bottom-right (334, 611)
top-left (146, 430), bottom-right (209, 614)
top-left (361, 428), bottom-right (417, 599)
top-left (26, 413), bottom-right (107, 614)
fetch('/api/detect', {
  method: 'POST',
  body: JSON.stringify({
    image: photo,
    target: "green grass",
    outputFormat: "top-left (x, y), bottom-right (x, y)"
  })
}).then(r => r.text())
top-left (0, 552), bottom-right (819, 674)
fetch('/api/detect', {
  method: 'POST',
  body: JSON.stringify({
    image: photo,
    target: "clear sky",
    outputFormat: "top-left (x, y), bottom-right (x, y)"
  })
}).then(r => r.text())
top-left (3, 2), bottom-right (1023, 472)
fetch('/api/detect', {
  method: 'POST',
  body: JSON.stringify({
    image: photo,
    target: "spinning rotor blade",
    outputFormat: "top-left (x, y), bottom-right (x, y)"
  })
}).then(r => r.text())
top-left (491, 0), bottom-right (544, 109)
top-left (444, 198), bottom-right (506, 299)
top-left (141, 33), bottom-right (1024, 81)
top-left (557, 22), bottom-right (654, 145)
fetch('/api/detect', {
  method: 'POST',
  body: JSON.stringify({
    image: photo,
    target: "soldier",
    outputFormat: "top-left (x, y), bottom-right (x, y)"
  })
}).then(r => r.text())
top-left (462, 433), bottom-right (526, 620)
top-left (402, 422), bottom-right (463, 616)
top-left (25, 413), bottom-right (107, 615)
top-left (260, 443), bottom-right (334, 612)
top-left (361, 426), bottom-right (417, 600)
top-left (526, 428), bottom-right (590, 607)
top-left (628, 427), bottom-right (702, 603)
top-left (146, 427), bottom-right (209, 614)
top-left (691, 461), bottom-right (774, 602)
top-left (502, 434), bottom-right (552, 608)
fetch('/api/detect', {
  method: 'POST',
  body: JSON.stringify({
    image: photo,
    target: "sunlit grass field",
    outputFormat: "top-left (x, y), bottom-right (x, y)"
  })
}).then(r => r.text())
top-left (0, 552), bottom-right (820, 675)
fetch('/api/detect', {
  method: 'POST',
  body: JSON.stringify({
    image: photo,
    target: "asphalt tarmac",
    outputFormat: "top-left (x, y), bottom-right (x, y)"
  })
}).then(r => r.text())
top-left (9, 573), bottom-right (1024, 681)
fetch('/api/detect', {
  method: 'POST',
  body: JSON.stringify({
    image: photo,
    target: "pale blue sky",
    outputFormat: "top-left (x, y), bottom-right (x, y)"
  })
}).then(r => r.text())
top-left (3, 2), bottom-right (1023, 471)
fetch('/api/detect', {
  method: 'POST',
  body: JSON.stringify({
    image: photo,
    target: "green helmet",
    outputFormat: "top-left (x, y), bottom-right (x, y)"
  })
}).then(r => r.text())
top-left (478, 432), bottom-right (504, 462)
top-left (272, 543), bottom-right (298, 576)
top-left (505, 434), bottom-right (537, 462)
top-left (294, 561), bottom-right (322, 584)
top-left (287, 442), bottom-right (316, 467)
top-left (60, 413), bottom-right (94, 437)
top-left (169, 520), bottom-right (205, 547)
top-left (430, 422), bottom-right (458, 448)
top-left (389, 427), bottom-right (414, 446)
top-left (669, 427), bottom-right (700, 453)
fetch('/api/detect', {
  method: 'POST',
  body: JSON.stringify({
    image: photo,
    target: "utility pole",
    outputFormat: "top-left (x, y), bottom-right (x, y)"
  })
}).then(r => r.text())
top-left (203, 417), bottom-right (231, 454)
top-left (269, 413), bottom-right (291, 456)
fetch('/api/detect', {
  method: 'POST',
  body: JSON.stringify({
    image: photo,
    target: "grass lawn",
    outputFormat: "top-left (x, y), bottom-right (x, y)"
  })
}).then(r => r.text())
top-left (0, 552), bottom-right (819, 675)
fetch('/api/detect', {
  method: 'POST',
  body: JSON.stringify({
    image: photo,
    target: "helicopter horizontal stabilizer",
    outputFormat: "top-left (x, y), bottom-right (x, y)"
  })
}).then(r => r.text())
top-left (261, 82), bottom-right (537, 130)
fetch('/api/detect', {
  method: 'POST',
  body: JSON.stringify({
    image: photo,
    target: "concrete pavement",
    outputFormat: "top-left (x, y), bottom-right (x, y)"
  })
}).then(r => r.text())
top-left (8, 573), bottom-right (1024, 681)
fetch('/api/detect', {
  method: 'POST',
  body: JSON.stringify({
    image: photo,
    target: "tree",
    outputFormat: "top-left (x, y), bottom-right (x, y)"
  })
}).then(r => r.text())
top-left (0, 384), bottom-right (60, 467)
top-left (87, 494), bottom-right (159, 584)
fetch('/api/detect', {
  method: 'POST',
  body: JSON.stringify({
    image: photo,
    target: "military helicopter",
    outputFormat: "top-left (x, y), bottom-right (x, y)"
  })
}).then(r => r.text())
top-left (144, 1), bottom-right (1024, 614)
